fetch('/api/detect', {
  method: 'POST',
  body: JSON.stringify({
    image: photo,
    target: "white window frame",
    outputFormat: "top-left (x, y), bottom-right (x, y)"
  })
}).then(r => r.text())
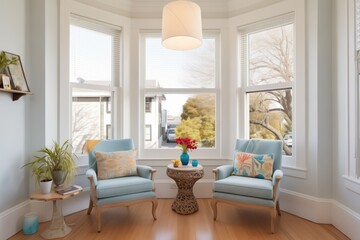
top-left (342, 0), bottom-right (360, 195)
top-left (237, 12), bottom-right (306, 170)
top-left (59, 14), bottom-right (121, 162)
top-left (348, 0), bottom-right (360, 180)
top-left (138, 31), bottom-right (221, 159)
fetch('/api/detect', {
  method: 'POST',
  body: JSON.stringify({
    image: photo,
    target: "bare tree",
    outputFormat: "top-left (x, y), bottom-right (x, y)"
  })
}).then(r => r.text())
top-left (183, 40), bottom-right (215, 88)
top-left (248, 25), bottom-right (294, 155)
top-left (72, 102), bottom-right (100, 153)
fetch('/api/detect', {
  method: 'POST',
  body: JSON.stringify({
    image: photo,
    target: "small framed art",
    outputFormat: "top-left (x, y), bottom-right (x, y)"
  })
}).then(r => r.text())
top-left (4, 52), bottom-right (30, 92)
top-left (2, 75), bottom-right (11, 90)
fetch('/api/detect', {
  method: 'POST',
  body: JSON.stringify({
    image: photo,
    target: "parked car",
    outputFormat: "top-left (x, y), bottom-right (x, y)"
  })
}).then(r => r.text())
top-left (284, 134), bottom-right (292, 147)
top-left (166, 128), bottom-right (176, 143)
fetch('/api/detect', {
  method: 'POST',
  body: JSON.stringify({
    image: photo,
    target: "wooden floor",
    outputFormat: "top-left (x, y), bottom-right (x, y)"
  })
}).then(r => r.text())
top-left (10, 199), bottom-right (349, 240)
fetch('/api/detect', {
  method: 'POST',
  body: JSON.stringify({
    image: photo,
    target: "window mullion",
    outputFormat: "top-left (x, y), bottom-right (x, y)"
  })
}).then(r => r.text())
top-left (244, 82), bottom-right (293, 93)
top-left (144, 88), bottom-right (218, 95)
top-left (70, 82), bottom-right (118, 92)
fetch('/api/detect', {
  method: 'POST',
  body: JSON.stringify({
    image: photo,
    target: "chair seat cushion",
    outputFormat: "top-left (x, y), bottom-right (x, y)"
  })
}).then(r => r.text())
top-left (96, 176), bottom-right (154, 199)
top-left (213, 175), bottom-right (273, 200)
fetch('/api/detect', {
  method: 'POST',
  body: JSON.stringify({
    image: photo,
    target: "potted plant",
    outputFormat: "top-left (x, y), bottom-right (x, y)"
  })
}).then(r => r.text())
top-left (175, 137), bottom-right (198, 166)
top-left (24, 140), bottom-right (77, 190)
top-left (23, 156), bottom-right (53, 194)
top-left (0, 51), bottom-right (18, 88)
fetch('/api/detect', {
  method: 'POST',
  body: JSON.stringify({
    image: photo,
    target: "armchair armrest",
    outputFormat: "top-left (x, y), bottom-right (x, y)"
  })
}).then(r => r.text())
top-left (272, 169), bottom-right (283, 185)
top-left (86, 169), bottom-right (98, 186)
top-left (137, 165), bottom-right (156, 181)
top-left (272, 169), bottom-right (283, 201)
top-left (213, 165), bottom-right (233, 181)
top-left (86, 168), bottom-right (98, 204)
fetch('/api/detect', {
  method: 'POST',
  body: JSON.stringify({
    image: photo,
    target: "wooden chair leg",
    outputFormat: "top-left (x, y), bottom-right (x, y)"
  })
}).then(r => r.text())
top-left (87, 198), bottom-right (93, 215)
top-left (211, 199), bottom-right (218, 220)
top-left (276, 201), bottom-right (281, 216)
top-left (152, 199), bottom-right (158, 220)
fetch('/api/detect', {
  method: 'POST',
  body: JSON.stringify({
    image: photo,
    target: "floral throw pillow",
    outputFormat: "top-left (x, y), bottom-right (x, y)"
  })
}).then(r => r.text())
top-left (95, 150), bottom-right (137, 180)
top-left (233, 152), bottom-right (274, 180)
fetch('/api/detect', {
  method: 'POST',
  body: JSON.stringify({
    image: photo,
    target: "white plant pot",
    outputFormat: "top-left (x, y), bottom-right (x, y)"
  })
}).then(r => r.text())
top-left (39, 180), bottom-right (53, 194)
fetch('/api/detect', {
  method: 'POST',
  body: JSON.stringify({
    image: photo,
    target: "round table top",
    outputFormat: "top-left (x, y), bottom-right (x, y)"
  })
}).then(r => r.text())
top-left (167, 163), bottom-right (203, 171)
top-left (30, 187), bottom-right (82, 201)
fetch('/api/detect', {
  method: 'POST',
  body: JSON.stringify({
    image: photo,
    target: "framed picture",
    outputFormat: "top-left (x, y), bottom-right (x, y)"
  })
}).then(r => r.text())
top-left (2, 75), bottom-right (11, 90)
top-left (4, 52), bottom-right (30, 92)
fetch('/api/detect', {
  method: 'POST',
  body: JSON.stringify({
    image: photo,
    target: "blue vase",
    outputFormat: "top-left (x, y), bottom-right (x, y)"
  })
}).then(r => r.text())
top-left (180, 152), bottom-right (189, 166)
top-left (23, 212), bottom-right (38, 235)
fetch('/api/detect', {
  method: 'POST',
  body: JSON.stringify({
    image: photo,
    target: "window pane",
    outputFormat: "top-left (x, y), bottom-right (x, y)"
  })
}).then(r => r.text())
top-left (72, 88), bottom-right (112, 153)
top-left (145, 37), bottom-right (215, 88)
top-left (70, 25), bottom-right (112, 85)
top-left (248, 90), bottom-right (292, 156)
top-left (248, 24), bottom-right (294, 86)
top-left (144, 94), bottom-right (215, 149)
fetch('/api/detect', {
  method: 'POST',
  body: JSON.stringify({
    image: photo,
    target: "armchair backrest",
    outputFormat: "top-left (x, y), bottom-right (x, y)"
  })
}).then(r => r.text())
top-left (88, 139), bottom-right (134, 172)
top-left (235, 139), bottom-right (283, 172)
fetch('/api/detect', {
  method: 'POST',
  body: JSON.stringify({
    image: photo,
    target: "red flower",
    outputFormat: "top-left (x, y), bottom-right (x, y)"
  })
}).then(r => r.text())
top-left (176, 137), bottom-right (198, 153)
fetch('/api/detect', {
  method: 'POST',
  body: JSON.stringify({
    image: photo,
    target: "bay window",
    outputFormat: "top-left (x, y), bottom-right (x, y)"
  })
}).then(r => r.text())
top-left (69, 16), bottom-right (120, 154)
top-left (239, 13), bottom-right (295, 157)
top-left (140, 32), bottom-right (220, 158)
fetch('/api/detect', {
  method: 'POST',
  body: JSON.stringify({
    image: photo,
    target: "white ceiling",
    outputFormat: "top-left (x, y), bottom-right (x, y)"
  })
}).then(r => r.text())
top-left (74, 0), bottom-right (284, 18)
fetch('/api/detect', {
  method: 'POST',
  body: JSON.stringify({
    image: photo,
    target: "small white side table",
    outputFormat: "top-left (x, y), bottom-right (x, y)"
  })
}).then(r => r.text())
top-left (30, 187), bottom-right (82, 239)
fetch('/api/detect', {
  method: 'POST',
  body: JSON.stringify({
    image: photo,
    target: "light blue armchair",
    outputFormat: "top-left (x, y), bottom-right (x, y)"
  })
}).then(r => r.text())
top-left (212, 139), bottom-right (283, 233)
top-left (86, 139), bottom-right (157, 232)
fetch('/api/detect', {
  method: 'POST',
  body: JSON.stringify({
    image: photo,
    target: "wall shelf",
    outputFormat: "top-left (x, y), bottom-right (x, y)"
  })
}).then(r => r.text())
top-left (0, 88), bottom-right (32, 101)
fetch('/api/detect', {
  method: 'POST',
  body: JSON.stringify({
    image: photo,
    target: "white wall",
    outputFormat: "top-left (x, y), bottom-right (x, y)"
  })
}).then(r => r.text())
top-left (331, 1), bottom-right (360, 237)
top-left (333, 0), bottom-right (360, 214)
top-left (0, 1), bottom-right (34, 238)
top-left (0, 0), bottom-right (30, 213)
top-left (0, 0), bottom-right (60, 239)
top-left (28, 0), bottom-right (59, 192)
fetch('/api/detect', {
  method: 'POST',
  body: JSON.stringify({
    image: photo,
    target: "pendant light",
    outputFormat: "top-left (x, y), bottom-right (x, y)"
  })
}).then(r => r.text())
top-left (162, 0), bottom-right (203, 50)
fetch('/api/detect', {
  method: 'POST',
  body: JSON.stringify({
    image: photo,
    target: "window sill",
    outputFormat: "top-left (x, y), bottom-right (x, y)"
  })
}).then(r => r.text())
top-left (75, 154), bottom-right (89, 176)
top-left (282, 165), bottom-right (307, 179)
top-left (75, 154), bottom-right (89, 165)
top-left (343, 175), bottom-right (360, 195)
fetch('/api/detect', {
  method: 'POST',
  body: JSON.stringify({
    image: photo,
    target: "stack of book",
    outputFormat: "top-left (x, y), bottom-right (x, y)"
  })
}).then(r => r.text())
top-left (55, 185), bottom-right (82, 195)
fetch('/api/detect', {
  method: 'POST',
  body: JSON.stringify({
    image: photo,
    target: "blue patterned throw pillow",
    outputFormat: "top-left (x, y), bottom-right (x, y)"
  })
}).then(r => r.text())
top-left (233, 152), bottom-right (274, 180)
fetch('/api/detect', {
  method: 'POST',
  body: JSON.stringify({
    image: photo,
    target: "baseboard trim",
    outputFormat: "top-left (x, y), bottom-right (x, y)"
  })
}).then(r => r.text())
top-left (279, 188), bottom-right (332, 223)
top-left (331, 200), bottom-right (360, 240)
top-left (0, 191), bottom-right (90, 240)
top-left (0, 200), bottom-right (30, 240)
top-left (2, 188), bottom-right (359, 239)
top-left (279, 188), bottom-right (360, 239)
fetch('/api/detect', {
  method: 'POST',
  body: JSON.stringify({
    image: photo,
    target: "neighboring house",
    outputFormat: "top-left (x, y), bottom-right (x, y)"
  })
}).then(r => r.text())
top-left (144, 93), bottom-right (166, 149)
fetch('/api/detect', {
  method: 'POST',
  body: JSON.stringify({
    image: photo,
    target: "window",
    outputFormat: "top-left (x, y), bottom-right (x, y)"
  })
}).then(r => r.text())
top-left (239, 14), bottom-right (294, 156)
top-left (145, 125), bottom-right (152, 141)
top-left (356, 0), bottom-right (360, 177)
top-left (140, 32), bottom-right (219, 157)
top-left (350, 0), bottom-right (360, 178)
top-left (145, 97), bottom-right (153, 113)
top-left (70, 16), bottom-right (120, 154)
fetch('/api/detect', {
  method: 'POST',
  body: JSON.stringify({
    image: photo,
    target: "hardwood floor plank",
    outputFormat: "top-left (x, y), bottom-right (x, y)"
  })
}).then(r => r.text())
top-left (9, 199), bottom-right (349, 240)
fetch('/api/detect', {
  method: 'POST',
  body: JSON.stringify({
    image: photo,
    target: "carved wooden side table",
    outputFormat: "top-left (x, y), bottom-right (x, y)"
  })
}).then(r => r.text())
top-left (166, 164), bottom-right (204, 215)
top-left (30, 187), bottom-right (82, 239)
